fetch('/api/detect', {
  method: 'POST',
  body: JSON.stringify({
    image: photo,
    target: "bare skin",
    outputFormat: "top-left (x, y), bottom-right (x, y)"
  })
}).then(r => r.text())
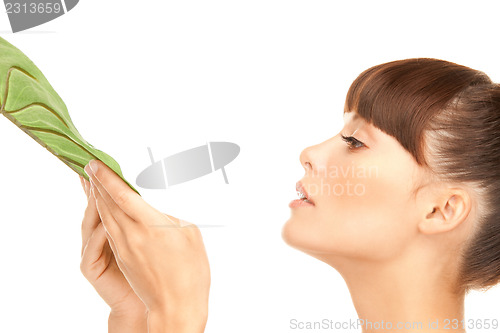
top-left (282, 111), bottom-right (477, 332)
top-left (81, 159), bottom-right (210, 333)
top-left (80, 112), bottom-right (478, 332)
top-left (80, 175), bottom-right (148, 332)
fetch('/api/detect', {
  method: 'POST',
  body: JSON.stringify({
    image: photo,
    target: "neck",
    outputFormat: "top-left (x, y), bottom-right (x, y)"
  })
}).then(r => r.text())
top-left (320, 243), bottom-right (466, 333)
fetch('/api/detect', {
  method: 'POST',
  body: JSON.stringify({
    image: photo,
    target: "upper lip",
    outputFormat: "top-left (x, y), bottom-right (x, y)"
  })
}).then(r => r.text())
top-left (296, 181), bottom-right (315, 205)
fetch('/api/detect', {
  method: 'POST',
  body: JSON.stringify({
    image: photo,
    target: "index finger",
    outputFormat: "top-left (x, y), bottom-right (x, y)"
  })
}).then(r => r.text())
top-left (81, 184), bottom-right (101, 256)
top-left (84, 159), bottom-right (162, 223)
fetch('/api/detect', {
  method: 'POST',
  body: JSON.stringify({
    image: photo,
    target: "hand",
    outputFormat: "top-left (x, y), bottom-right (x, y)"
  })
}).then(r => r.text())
top-left (84, 160), bottom-right (210, 332)
top-left (79, 175), bottom-right (147, 331)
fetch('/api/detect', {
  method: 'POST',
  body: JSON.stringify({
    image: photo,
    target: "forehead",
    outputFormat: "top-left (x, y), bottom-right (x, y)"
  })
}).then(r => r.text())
top-left (343, 111), bottom-right (379, 137)
top-left (343, 111), bottom-right (365, 127)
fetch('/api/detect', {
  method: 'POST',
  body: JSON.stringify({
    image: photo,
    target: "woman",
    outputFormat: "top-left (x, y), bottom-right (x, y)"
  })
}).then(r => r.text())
top-left (79, 58), bottom-right (500, 332)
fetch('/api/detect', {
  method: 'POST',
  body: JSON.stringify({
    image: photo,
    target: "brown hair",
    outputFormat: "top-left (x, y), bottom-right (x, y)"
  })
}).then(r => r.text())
top-left (344, 58), bottom-right (500, 292)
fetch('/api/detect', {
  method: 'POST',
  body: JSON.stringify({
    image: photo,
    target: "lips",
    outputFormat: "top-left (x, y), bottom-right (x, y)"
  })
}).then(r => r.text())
top-left (296, 181), bottom-right (315, 205)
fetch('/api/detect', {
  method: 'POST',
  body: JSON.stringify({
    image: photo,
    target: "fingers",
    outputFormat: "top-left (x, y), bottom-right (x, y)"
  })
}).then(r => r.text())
top-left (84, 178), bottom-right (90, 198)
top-left (81, 183), bottom-right (101, 256)
top-left (79, 175), bottom-right (85, 194)
top-left (92, 184), bottom-right (124, 244)
top-left (95, 204), bottom-right (127, 273)
top-left (84, 160), bottom-right (161, 223)
top-left (87, 169), bottom-right (138, 231)
top-left (103, 228), bottom-right (126, 273)
top-left (81, 222), bottom-right (108, 271)
top-left (80, 175), bottom-right (92, 200)
top-left (80, 175), bottom-right (92, 198)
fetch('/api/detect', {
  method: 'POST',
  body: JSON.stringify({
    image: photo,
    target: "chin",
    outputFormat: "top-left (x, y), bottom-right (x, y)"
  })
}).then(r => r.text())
top-left (281, 218), bottom-right (309, 251)
top-left (281, 218), bottom-right (326, 254)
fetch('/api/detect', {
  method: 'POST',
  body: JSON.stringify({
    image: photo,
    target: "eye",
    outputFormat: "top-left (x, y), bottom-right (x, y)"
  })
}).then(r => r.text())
top-left (341, 134), bottom-right (366, 150)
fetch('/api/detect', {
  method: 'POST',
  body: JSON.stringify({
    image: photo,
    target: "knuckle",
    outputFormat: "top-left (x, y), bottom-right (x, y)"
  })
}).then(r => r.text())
top-left (82, 205), bottom-right (91, 219)
top-left (184, 224), bottom-right (203, 242)
top-left (79, 260), bottom-right (88, 275)
top-left (187, 222), bottom-right (201, 234)
top-left (115, 189), bottom-right (130, 207)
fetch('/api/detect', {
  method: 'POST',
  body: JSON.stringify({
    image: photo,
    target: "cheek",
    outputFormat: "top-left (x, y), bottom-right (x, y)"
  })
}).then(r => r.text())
top-left (330, 157), bottom-right (419, 258)
top-left (326, 176), bottom-right (416, 258)
top-left (284, 157), bottom-right (420, 260)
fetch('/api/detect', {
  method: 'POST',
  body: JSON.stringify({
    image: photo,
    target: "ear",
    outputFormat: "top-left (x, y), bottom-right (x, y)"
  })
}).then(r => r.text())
top-left (418, 188), bottom-right (472, 235)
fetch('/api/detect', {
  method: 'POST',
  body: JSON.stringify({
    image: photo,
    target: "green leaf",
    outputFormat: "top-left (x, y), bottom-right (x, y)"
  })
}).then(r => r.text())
top-left (0, 36), bottom-right (140, 195)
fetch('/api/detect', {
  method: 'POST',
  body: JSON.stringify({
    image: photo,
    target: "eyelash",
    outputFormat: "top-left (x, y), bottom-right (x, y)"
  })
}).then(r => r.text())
top-left (341, 134), bottom-right (366, 150)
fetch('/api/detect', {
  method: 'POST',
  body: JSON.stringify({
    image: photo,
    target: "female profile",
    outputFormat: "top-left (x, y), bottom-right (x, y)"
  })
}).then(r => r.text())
top-left (79, 58), bottom-right (500, 332)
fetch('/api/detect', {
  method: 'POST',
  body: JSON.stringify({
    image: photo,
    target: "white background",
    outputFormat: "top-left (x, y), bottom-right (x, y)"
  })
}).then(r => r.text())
top-left (0, 1), bottom-right (499, 332)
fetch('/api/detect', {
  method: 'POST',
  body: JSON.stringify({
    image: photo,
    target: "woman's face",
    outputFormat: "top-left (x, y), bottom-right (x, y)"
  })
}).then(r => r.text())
top-left (282, 111), bottom-right (428, 262)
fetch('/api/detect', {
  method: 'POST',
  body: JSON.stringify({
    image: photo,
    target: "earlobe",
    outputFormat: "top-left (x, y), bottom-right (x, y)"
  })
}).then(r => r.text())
top-left (418, 190), bottom-right (472, 235)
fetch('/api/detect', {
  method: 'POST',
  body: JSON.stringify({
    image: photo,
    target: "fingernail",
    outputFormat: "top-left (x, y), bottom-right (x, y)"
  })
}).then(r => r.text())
top-left (89, 160), bottom-right (99, 175)
top-left (84, 163), bottom-right (91, 177)
top-left (84, 160), bottom-right (98, 177)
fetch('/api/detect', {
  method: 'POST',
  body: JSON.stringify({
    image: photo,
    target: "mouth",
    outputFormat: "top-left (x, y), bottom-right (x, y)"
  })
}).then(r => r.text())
top-left (295, 181), bottom-right (315, 205)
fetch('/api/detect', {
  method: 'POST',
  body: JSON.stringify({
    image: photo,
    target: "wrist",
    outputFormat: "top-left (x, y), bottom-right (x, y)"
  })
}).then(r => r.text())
top-left (148, 307), bottom-right (208, 333)
top-left (109, 310), bottom-right (148, 333)
top-left (109, 305), bottom-right (148, 320)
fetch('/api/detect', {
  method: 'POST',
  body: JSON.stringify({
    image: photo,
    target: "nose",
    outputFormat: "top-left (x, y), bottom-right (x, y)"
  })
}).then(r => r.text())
top-left (299, 145), bottom-right (315, 174)
top-left (300, 138), bottom-right (334, 176)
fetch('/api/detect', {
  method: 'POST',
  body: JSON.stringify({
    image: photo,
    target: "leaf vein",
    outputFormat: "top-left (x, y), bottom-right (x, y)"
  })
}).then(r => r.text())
top-left (5, 102), bottom-right (69, 128)
top-left (20, 125), bottom-right (99, 161)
